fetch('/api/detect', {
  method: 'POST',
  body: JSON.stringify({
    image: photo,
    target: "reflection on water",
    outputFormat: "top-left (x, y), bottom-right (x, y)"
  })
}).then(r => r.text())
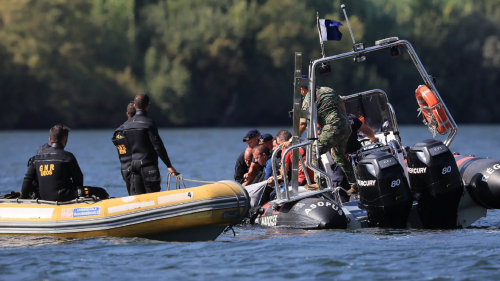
top-left (0, 236), bottom-right (72, 248)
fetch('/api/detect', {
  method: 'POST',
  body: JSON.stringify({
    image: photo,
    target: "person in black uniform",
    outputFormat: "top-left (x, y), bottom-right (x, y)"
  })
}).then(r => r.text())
top-left (20, 142), bottom-right (51, 199)
top-left (112, 101), bottom-right (136, 195)
top-left (345, 113), bottom-right (379, 154)
top-left (23, 125), bottom-right (109, 201)
top-left (331, 113), bottom-right (379, 201)
top-left (122, 93), bottom-right (178, 195)
top-left (234, 147), bottom-right (252, 184)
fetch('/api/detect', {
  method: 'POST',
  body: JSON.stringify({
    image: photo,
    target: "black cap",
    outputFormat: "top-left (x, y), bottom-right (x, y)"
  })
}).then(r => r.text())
top-left (299, 75), bottom-right (309, 88)
top-left (258, 134), bottom-right (273, 144)
top-left (243, 129), bottom-right (260, 142)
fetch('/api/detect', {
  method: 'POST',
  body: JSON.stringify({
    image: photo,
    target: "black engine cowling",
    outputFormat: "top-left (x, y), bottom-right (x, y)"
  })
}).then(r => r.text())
top-left (407, 139), bottom-right (463, 229)
top-left (356, 151), bottom-right (412, 228)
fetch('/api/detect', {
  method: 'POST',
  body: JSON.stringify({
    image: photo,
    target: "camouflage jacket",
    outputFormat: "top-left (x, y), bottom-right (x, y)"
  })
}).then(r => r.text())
top-left (302, 87), bottom-right (348, 128)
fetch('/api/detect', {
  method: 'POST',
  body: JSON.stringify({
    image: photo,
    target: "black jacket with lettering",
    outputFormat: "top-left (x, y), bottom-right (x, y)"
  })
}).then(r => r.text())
top-left (112, 119), bottom-right (133, 170)
top-left (30, 143), bottom-right (84, 201)
top-left (20, 143), bottom-right (52, 199)
top-left (122, 110), bottom-right (172, 169)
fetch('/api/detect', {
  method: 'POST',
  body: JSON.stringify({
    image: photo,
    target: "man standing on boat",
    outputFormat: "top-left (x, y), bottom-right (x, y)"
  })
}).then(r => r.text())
top-left (112, 101), bottom-right (136, 195)
top-left (294, 79), bottom-right (358, 194)
top-left (122, 93), bottom-right (178, 195)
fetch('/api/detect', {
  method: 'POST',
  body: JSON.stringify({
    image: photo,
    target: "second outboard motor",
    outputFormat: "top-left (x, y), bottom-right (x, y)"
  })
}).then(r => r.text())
top-left (357, 151), bottom-right (413, 228)
top-left (407, 139), bottom-right (463, 229)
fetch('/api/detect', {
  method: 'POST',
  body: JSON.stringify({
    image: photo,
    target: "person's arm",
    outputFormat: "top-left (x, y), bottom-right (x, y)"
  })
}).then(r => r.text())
top-left (148, 126), bottom-right (178, 175)
top-left (69, 154), bottom-right (84, 186)
top-left (20, 157), bottom-right (37, 199)
top-left (242, 162), bottom-right (259, 186)
top-left (264, 159), bottom-right (274, 180)
top-left (359, 123), bottom-right (379, 143)
top-left (234, 154), bottom-right (245, 183)
top-left (299, 118), bottom-right (307, 137)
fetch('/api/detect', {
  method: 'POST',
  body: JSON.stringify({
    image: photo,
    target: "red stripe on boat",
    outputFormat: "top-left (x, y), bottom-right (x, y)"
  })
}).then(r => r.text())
top-left (455, 156), bottom-right (475, 167)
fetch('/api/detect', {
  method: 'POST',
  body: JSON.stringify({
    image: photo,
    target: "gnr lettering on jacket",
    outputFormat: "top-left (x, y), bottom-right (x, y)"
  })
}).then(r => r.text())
top-left (39, 164), bottom-right (55, 176)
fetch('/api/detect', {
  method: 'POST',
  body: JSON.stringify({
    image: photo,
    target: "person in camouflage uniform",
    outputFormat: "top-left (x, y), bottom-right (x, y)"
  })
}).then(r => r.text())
top-left (300, 84), bottom-right (358, 194)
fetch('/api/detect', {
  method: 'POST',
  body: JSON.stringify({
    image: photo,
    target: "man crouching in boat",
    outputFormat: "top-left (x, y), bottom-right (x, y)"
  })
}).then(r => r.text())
top-left (252, 145), bottom-right (277, 183)
top-left (24, 125), bottom-right (109, 201)
top-left (122, 93), bottom-right (179, 195)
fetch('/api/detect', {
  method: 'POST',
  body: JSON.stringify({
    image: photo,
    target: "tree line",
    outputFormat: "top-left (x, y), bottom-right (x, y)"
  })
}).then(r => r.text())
top-left (0, 0), bottom-right (498, 129)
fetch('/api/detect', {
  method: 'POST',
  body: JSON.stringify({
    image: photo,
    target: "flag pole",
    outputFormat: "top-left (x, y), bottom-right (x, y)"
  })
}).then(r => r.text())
top-left (316, 12), bottom-right (331, 73)
top-left (316, 12), bottom-right (326, 58)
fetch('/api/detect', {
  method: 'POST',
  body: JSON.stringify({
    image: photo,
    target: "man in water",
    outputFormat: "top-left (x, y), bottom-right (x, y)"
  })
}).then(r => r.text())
top-left (112, 101), bottom-right (136, 195)
top-left (297, 78), bottom-right (357, 194)
top-left (25, 125), bottom-right (108, 201)
top-left (122, 93), bottom-right (178, 195)
top-left (234, 147), bottom-right (253, 184)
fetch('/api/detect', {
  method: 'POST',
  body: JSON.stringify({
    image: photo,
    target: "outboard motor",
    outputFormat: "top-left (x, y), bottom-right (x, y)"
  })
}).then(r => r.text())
top-left (407, 139), bottom-right (463, 229)
top-left (357, 151), bottom-right (413, 228)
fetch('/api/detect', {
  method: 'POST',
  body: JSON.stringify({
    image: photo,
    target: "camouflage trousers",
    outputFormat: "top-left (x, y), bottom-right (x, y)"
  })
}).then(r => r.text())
top-left (312, 121), bottom-right (357, 187)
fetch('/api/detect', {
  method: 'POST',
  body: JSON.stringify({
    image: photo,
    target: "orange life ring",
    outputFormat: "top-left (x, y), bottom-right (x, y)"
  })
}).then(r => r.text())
top-left (415, 85), bottom-right (450, 134)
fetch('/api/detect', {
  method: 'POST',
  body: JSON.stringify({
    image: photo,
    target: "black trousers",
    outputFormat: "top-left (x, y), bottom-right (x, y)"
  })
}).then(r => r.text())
top-left (121, 169), bottom-right (132, 195)
top-left (129, 165), bottom-right (161, 195)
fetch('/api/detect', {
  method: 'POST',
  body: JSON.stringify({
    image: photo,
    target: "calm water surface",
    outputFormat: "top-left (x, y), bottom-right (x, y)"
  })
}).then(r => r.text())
top-left (0, 126), bottom-right (499, 280)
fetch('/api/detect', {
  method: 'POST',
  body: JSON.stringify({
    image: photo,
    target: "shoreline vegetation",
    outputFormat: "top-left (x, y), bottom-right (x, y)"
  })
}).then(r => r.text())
top-left (0, 0), bottom-right (498, 129)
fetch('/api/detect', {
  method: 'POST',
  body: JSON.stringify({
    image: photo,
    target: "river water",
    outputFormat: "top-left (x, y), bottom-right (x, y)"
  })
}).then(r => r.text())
top-left (0, 126), bottom-right (499, 280)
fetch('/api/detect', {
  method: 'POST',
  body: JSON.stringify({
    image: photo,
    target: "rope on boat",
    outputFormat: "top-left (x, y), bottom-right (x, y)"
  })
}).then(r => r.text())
top-left (0, 197), bottom-right (100, 205)
top-left (165, 172), bottom-right (217, 190)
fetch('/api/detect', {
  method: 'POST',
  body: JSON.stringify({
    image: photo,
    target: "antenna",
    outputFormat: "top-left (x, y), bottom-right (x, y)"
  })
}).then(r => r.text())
top-left (341, 4), bottom-right (356, 47)
top-left (341, 4), bottom-right (365, 62)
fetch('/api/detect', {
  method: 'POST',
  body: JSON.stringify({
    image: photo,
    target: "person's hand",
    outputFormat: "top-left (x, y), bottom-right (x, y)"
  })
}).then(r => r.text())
top-left (168, 167), bottom-right (178, 175)
top-left (267, 177), bottom-right (274, 185)
top-left (243, 173), bottom-right (249, 179)
top-left (281, 141), bottom-right (292, 149)
top-left (369, 137), bottom-right (380, 143)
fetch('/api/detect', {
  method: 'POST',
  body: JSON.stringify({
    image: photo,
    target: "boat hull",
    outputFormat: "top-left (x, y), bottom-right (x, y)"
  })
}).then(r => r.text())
top-left (255, 197), bottom-right (347, 229)
top-left (0, 181), bottom-right (249, 242)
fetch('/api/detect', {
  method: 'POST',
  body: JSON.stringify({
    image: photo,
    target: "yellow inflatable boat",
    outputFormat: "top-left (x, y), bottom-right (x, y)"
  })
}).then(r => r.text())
top-left (0, 181), bottom-right (249, 242)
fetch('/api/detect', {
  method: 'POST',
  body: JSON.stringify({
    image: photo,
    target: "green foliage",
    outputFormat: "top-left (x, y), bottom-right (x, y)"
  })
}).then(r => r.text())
top-left (0, 0), bottom-right (498, 128)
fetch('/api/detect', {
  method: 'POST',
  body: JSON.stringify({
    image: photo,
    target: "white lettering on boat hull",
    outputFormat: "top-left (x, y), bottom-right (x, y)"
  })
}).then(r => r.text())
top-left (258, 215), bottom-right (277, 226)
